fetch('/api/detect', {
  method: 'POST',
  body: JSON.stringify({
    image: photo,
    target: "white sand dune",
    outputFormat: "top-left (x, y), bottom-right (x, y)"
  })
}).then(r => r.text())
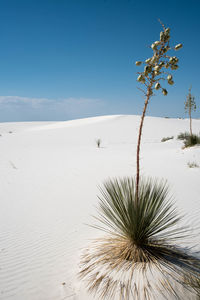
top-left (0, 115), bottom-right (199, 299)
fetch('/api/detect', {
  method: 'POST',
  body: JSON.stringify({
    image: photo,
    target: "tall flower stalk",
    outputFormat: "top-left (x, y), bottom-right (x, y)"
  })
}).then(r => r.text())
top-left (184, 86), bottom-right (196, 136)
top-left (135, 23), bottom-right (182, 202)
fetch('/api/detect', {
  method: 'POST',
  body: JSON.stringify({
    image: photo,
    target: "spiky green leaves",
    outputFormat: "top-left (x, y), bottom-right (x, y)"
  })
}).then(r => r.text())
top-left (79, 177), bottom-right (200, 300)
top-left (97, 177), bottom-right (180, 244)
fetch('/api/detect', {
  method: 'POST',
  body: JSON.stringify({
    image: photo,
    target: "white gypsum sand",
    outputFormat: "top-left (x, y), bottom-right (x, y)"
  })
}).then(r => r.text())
top-left (0, 115), bottom-right (199, 300)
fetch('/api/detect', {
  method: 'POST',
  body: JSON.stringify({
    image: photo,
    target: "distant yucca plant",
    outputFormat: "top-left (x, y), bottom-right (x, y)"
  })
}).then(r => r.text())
top-left (79, 177), bottom-right (200, 299)
top-left (177, 132), bottom-right (200, 147)
top-left (96, 138), bottom-right (101, 148)
top-left (185, 87), bottom-right (196, 136)
top-left (184, 133), bottom-right (200, 147)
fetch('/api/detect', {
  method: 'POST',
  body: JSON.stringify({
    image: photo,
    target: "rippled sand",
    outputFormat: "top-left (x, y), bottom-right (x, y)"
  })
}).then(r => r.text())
top-left (0, 115), bottom-right (199, 299)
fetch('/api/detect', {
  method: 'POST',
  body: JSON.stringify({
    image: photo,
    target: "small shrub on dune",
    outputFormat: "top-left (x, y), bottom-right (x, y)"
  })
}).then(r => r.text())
top-left (177, 132), bottom-right (190, 140)
top-left (96, 138), bottom-right (101, 148)
top-left (187, 161), bottom-right (199, 168)
top-left (184, 134), bottom-right (200, 148)
top-left (161, 136), bottom-right (174, 142)
top-left (178, 132), bottom-right (200, 147)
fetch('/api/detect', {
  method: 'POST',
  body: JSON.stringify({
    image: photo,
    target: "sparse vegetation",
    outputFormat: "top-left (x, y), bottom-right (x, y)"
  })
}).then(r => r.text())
top-left (161, 136), bottom-right (173, 142)
top-left (96, 138), bottom-right (101, 148)
top-left (177, 132), bottom-right (190, 140)
top-left (187, 161), bottom-right (199, 168)
top-left (184, 133), bottom-right (200, 147)
top-left (178, 132), bottom-right (200, 147)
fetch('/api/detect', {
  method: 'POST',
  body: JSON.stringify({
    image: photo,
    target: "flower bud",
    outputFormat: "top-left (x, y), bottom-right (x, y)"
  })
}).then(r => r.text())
top-left (137, 74), bottom-right (145, 83)
top-left (172, 56), bottom-right (179, 63)
top-left (163, 46), bottom-right (169, 53)
top-left (165, 28), bottom-right (170, 35)
top-left (159, 62), bottom-right (165, 68)
top-left (154, 70), bottom-right (161, 76)
top-left (151, 55), bottom-right (158, 64)
top-left (135, 61), bottom-right (142, 66)
top-left (144, 65), bottom-right (152, 75)
top-left (171, 64), bottom-right (179, 70)
top-left (165, 63), bottom-right (170, 69)
top-left (145, 58), bottom-right (152, 64)
top-left (155, 82), bottom-right (161, 90)
top-left (168, 80), bottom-right (174, 85)
top-left (167, 74), bottom-right (173, 81)
top-left (162, 88), bottom-right (168, 96)
top-left (164, 32), bottom-right (170, 41)
top-left (175, 43), bottom-right (183, 50)
top-left (151, 43), bottom-right (157, 51)
top-left (160, 31), bottom-right (165, 41)
top-left (154, 41), bottom-right (161, 46)
top-left (154, 65), bottom-right (160, 71)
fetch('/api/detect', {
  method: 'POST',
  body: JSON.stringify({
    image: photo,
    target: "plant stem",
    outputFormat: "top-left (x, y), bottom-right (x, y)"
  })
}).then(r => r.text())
top-left (136, 80), bottom-right (154, 204)
top-left (189, 109), bottom-right (192, 136)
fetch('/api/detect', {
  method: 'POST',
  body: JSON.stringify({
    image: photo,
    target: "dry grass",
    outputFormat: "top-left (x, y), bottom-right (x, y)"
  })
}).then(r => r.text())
top-left (183, 274), bottom-right (200, 298)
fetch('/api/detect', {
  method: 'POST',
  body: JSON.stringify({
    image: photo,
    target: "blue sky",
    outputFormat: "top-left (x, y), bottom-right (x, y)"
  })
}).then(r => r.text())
top-left (0, 0), bottom-right (199, 121)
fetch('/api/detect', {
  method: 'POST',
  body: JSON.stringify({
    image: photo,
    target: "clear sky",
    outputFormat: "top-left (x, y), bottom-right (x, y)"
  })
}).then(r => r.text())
top-left (0, 0), bottom-right (199, 122)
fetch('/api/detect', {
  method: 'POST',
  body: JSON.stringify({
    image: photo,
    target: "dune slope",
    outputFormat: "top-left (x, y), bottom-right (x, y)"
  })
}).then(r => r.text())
top-left (0, 115), bottom-right (199, 300)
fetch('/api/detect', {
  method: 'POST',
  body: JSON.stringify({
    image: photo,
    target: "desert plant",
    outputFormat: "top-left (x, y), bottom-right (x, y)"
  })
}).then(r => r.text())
top-left (79, 177), bottom-right (200, 299)
top-left (184, 133), bottom-right (200, 147)
top-left (96, 138), bottom-right (101, 148)
top-left (187, 161), bottom-right (199, 168)
top-left (161, 136), bottom-right (174, 142)
top-left (177, 132), bottom-right (190, 140)
top-left (78, 23), bottom-right (200, 300)
top-left (185, 87), bottom-right (196, 136)
top-left (178, 132), bottom-right (200, 147)
top-left (135, 22), bottom-right (182, 201)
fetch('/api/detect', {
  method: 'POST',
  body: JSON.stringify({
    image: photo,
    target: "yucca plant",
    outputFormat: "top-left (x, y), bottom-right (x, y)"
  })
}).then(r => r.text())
top-left (135, 21), bottom-right (182, 201)
top-left (79, 23), bottom-right (200, 299)
top-left (185, 87), bottom-right (196, 136)
top-left (177, 131), bottom-right (200, 147)
top-left (79, 178), bottom-right (200, 299)
top-left (183, 133), bottom-right (200, 147)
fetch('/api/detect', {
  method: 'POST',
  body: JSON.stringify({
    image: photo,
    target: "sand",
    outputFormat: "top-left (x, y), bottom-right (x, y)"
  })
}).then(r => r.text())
top-left (0, 115), bottom-right (199, 299)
